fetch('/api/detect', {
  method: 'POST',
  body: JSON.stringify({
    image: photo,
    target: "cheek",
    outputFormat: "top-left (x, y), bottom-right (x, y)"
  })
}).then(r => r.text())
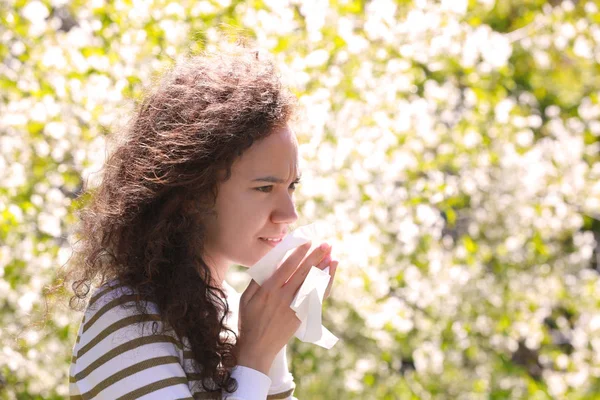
top-left (234, 212), bottom-right (265, 238)
top-left (213, 190), bottom-right (273, 247)
top-left (219, 198), bottom-right (264, 239)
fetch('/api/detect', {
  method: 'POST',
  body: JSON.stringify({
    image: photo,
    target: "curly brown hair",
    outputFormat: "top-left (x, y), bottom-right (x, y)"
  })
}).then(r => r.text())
top-left (64, 46), bottom-right (295, 393)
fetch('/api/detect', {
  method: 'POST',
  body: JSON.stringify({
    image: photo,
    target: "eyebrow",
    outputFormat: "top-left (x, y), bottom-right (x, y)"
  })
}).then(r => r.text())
top-left (252, 174), bottom-right (302, 184)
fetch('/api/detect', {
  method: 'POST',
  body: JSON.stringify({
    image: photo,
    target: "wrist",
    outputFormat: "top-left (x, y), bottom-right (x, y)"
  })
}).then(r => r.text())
top-left (237, 350), bottom-right (274, 375)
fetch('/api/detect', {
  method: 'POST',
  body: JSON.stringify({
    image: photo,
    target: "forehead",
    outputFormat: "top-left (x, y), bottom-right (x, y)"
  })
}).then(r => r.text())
top-left (232, 125), bottom-right (299, 178)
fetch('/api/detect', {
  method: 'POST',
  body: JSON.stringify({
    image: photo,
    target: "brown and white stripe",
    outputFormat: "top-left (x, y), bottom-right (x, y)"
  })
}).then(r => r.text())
top-left (69, 281), bottom-right (297, 399)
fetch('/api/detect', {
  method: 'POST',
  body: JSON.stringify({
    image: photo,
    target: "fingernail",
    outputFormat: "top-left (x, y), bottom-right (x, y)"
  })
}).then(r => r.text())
top-left (320, 243), bottom-right (330, 251)
top-left (322, 255), bottom-right (331, 265)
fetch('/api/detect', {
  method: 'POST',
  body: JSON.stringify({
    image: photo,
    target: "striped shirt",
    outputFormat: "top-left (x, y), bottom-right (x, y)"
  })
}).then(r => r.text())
top-left (69, 280), bottom-right (297, 399)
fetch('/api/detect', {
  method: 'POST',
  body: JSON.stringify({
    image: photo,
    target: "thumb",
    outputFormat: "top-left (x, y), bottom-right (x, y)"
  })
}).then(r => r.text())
top-left (240, 279), bottom-right (261, 305)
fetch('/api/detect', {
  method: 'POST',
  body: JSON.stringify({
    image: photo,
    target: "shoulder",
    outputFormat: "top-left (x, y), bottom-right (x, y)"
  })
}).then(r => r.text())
top-left (70, 280), bottom-right (191, 399)
top-left (76, 279), bottom-right (182, 353)
top-left (80, 280), bottom-right (167, 346)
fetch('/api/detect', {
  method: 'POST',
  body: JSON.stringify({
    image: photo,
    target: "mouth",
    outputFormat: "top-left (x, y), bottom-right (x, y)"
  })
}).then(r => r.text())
top-left (259, 237), bottom-right (284, 247)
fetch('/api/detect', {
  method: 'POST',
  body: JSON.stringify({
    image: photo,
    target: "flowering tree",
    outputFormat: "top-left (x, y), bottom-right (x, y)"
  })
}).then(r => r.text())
top-left (1, 0), bottom-right (600, 398)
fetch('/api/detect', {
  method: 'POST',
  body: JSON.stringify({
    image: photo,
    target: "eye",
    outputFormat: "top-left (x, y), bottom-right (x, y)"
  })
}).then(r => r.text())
top-left (255, 185), bottom-right (273, 193)
top-left (289, 179), bottom-right (300, 191)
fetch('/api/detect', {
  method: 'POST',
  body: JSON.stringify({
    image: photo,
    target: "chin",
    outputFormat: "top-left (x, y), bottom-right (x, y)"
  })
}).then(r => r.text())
top-left (246, 250), bottom-right (272, 268)
top-left (232, 242), bottom-right (273, 268)
top-left (234, 254), bottom-right (264, 269)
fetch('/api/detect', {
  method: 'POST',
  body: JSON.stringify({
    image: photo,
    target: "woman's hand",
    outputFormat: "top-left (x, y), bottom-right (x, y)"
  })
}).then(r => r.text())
top-left (237, 241), bottom-right (331, 375)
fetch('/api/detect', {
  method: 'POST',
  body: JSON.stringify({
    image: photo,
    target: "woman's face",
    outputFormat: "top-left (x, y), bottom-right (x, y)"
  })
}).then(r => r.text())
top-left (203, 125), bottom-right (300, 271)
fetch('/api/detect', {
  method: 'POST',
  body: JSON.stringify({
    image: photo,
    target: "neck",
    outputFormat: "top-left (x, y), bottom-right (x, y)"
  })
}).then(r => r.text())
top-left (202, 254), bottom-right (230, 289)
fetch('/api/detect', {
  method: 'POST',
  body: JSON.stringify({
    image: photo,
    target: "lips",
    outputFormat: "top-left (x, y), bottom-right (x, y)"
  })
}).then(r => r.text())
top-left (259, 236), bottom-right (285, 247)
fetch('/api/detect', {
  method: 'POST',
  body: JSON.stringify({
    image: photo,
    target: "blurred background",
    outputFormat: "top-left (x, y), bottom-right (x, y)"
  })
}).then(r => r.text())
top-left (2, 0), bottom-right (600, 399)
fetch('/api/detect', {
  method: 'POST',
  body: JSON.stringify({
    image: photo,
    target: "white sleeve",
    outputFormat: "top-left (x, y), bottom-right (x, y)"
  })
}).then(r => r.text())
top-left (223, 345), bottom-right (297, 400)
top-left (223, 366), bottom-right (272, 399)
top-left (266, 345), bottom-right (296, 399)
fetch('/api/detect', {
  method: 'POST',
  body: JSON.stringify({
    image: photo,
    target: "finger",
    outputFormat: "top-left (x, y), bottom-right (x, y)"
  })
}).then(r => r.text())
top-left (283, 243), bottom-right (331, 294)
top-left (316, 245), bottom-right (332, 270)
top-left (264, 242), bottom-right (311, 289)
top-left (298, 242), bottom-right (331, 273)
top-left (240, 279), bottom-right (261, 305)
top-left (316, 254), bottom-right (332, 270)
top-left (324, 261), bottom-right (338, 300)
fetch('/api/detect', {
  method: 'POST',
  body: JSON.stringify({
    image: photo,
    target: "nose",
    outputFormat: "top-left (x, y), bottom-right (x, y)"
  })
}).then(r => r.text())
top-left (271, 192), bottom-right (298, 225)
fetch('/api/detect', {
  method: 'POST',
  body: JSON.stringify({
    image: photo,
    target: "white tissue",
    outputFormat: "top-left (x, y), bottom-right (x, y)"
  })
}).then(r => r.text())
top-left (248, 223), bottom-right (339, 349)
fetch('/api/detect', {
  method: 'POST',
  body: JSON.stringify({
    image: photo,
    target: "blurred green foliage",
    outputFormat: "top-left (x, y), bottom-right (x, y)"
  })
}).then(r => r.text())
top-left (1, 0), bottom-right (600, 399)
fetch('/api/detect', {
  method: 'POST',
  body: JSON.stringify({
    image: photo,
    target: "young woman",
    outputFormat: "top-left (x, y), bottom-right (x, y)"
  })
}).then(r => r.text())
top-left (65, 46), bottom-right (339, 399)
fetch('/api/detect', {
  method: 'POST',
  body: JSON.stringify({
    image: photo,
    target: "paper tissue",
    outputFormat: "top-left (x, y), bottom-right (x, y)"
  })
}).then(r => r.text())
top-left (248, 223), bottom-right (339, 349)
